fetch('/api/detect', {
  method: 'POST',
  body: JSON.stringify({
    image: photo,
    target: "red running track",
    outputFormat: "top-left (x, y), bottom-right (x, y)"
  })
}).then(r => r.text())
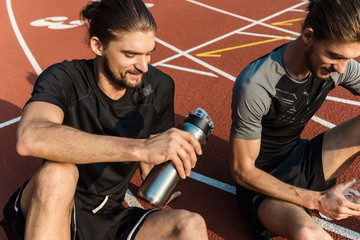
top-left (1, 0), bottom-right (359, 239)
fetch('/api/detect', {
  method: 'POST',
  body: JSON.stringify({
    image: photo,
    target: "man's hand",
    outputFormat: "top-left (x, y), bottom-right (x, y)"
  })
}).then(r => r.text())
top-left (318, 179), bottom-right (360, 220)
top-left (142, 128), bottom-right (202, 179)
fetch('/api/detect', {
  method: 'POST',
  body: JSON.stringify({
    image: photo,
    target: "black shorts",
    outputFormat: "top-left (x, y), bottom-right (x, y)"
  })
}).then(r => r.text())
top-left (3, 182), bottom-right (157, 240)
top-left (236, 133), bottom-right (337, 239)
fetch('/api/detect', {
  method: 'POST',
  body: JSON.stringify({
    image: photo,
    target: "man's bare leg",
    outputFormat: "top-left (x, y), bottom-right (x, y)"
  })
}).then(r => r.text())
top-left (258, 198), bottom-right (332, 240)
top-left (322, 115), bottom-right (360, 181)
top-left (136, 209), bottom-right (208, 240)
top-left (20, 161), bottom-right (78, 240)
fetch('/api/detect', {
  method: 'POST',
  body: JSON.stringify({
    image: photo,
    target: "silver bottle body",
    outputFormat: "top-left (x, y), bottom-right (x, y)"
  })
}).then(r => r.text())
top-left (138, 122), bottom-right (207, 208)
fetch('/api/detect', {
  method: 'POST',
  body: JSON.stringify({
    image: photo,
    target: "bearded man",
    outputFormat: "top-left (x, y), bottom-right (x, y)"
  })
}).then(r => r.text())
top-left (3, 0), bottom-right (208, 239)
top-left (230, 0), bottom-right (360, 239)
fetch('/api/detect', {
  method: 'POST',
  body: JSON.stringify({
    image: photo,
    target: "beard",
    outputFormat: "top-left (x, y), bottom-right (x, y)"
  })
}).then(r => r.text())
top-left (305, 45), bottom-right (333, 80)
top-left (102, 54), bottom-right (143, 89)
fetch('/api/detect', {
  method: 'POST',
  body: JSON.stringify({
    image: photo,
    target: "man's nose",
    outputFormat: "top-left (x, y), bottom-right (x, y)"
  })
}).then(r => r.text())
top-left (135, 55), bottom-right (150, 73)
top-left (333, 60), bottom-right (349, 74)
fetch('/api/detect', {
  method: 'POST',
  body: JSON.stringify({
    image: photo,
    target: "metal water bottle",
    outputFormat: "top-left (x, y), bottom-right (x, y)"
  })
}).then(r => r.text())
top-left (138, 107), bottom-right (214, 208)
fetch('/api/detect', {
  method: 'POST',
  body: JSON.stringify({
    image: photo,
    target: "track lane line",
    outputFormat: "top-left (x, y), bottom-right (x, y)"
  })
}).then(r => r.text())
top-left (0, 117), bottom-right (21, 129)
top-left (326, 96), bottom-right (360, 106)
top-left (311, 116), bottom-right (336, 129)
top-left (189, 171), bottom-right (236, 194)
top-left (157, 63), bottom-right (218, 77)
top-left (237, 31), bottom-right (297, 40)
top-left (6, 0), bottom-right (42, 75)
top-left (313, 216), bottom-right (360, 240)
top-left (125, 189), bottom-right (144, 209)
top-left (154, 37), bottom-right (236, 81)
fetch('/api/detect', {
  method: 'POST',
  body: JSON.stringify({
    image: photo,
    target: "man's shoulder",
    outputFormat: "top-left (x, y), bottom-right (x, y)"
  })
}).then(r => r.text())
top-left (242, 44), bottom-right (286, 79)
top-left (39, 59), bottom-right (93, 82)
top-left (235, 45), bottom-right (286, 95)
top-left (33, 59), bottom-right (95, 100)
top-left (46, 59), bottom-right (93, 73)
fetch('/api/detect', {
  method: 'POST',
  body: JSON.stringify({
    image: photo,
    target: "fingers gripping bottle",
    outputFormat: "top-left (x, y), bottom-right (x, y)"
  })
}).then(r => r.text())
top-left (138, 107), bottom-right (214, 208)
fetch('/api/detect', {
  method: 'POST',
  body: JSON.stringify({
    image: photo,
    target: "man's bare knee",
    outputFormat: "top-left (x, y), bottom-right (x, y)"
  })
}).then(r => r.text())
top-left (172, 210), bottom-right (207, 239)
top-left (34, 162), bottom-right (78, 201)
top-left (22, 162), bottom-right (78, 215)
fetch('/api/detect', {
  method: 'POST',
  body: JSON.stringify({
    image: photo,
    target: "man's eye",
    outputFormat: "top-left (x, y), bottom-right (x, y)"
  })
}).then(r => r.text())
top-left (329, 54), bottom-right (344, 60)
top-left (125, 54), bottom-right (135, 58)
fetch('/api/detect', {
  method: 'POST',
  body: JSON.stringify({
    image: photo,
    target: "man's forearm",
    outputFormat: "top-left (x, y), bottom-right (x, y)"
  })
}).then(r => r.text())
top-left (17, 120), bottom-right (146, 164)
top-left (233, 166), bottom-right (321, 210)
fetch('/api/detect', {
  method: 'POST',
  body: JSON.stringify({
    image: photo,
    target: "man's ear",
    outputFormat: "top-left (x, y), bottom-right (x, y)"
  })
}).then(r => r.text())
top-left (90, 36), bottom-right (104, 56)
top-left (301, 27), bottom-right (314, 45)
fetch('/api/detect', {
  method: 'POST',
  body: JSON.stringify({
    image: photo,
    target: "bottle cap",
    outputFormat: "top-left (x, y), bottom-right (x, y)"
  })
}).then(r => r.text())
top-left (185, 107), bottom-right (214, 137)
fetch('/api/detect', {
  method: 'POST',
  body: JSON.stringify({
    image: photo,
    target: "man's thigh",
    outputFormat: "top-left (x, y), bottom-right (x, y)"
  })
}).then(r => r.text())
top-left (322, 115), bottom-right (360, 181)
top-left (257, 198), bottom-right (331, 240)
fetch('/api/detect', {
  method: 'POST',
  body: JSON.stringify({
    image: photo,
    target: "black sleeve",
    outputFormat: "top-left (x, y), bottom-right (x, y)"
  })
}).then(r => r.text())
top-left (25, 62), bottom-right (74, 113)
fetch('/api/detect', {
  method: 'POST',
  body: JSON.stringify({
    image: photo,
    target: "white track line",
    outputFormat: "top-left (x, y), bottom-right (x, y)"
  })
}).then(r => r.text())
top-left (154, 37), bottom-right (236, 81)
top-left (2, 0), bottom-right (42, 129)
top-left (0, 117), bottom-right (21, 129)
top-left (290, 9), bottom-right (307, 12)
top-left (313, 216), bottom-right (360, 240)
top-left (6, 0), bottom-right (42, 75)
top-left (311, 116), bottom-right (336, 129)
top-left (158, 63), bottom-right (218, 78)
top-left (187, 0), bottom-right (303, 36)
top-left (189, 171), bottom-right (236, 194)
top-left (237, 31), bottom-right (297, 41)
top-left (125, 189), bottom-right (144, 209)
top-left (326, 96), bottom-right (360, 106)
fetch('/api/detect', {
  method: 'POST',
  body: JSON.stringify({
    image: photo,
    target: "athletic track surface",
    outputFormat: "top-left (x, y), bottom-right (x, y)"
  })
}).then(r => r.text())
top-left (1, 0), bottom-right (360, 239)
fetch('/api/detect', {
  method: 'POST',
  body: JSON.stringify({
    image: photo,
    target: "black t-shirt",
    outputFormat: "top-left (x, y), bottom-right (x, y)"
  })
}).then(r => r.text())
top-left (27, 59), bottom-right (175, 200)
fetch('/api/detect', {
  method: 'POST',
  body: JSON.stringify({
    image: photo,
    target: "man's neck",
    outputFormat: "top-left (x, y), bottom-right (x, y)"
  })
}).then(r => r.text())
top-left (283, 38), bottom-right (310, 80)
top-left (94, 57), bottom-right (127, 100)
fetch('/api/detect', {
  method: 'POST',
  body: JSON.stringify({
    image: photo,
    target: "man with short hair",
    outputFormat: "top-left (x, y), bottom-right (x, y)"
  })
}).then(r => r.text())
top-left (3, 0), bottom-right (208, 239)
top-left (230, 0), bottom-right (360, 239)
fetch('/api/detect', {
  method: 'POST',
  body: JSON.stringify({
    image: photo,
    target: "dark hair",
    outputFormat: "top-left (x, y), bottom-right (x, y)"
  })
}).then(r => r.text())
top-left (302, 0), bottom-right (360, 42)
top-left (81, 0), bottom-right (157, 47)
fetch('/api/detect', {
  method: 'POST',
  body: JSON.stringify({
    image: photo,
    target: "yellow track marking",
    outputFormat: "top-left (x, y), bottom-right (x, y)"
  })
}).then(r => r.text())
top-left (196, 35), bottom-right (295, 57)
top-left (271, 17), bottom-right (305, 26)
